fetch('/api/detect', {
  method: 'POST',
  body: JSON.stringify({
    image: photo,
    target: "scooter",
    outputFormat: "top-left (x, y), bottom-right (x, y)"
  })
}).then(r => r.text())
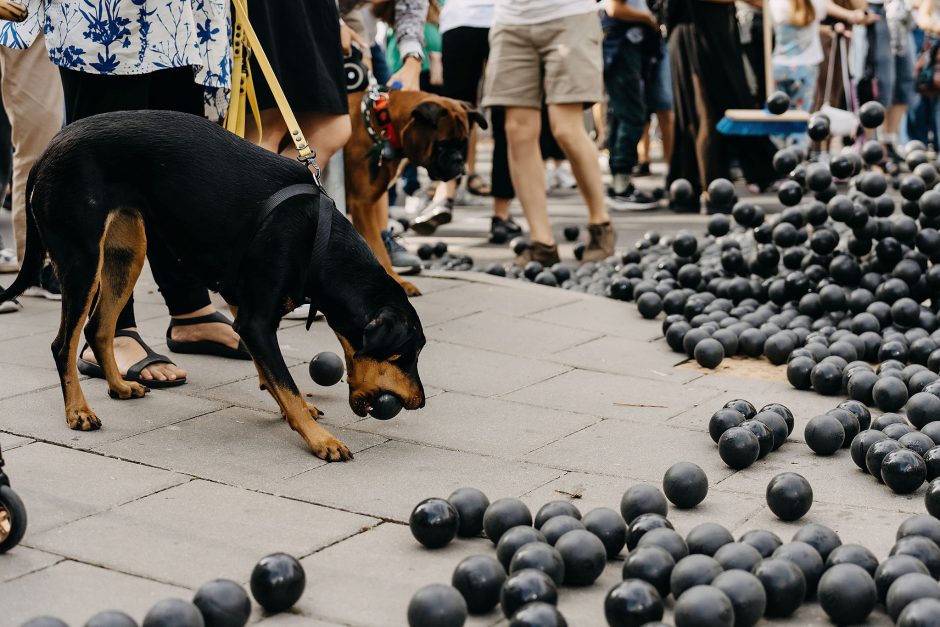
top-left (0, 442), bottom-right (27, 553)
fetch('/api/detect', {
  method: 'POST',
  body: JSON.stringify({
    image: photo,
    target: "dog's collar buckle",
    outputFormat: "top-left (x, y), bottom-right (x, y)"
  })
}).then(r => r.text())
top-left (361, 86), bottom-right (403, 179)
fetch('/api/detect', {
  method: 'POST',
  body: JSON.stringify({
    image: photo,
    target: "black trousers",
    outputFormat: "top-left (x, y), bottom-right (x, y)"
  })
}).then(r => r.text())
top-left (442, 26), bottom-right (514, 200)
top-left (59, 66), bottom-right (212, 329)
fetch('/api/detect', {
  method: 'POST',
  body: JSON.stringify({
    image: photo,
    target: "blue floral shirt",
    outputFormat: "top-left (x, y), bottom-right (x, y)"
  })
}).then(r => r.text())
top-left (0, 0), bottom-right (231, 120)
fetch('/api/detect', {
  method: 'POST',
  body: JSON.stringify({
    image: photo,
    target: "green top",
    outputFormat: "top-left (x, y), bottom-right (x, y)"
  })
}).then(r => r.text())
top-left (385, 5), bottom-right (442, 73)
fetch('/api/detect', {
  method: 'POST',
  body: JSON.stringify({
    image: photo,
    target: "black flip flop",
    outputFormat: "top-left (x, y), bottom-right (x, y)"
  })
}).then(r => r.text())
top-left (77, 329), bottom-right (187, 388)
top-left (166, 311), bottom-right (251, 360)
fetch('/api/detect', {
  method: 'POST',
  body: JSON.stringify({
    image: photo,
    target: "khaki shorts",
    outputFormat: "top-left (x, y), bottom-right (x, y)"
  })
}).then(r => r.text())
top-left (482, 11), bottom-right (604, 109)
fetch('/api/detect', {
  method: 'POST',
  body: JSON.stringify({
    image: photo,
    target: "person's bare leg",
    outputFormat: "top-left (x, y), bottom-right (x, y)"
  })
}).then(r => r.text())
top-left (493, 197), bottom-right (511, 221)
top-left (886, 104), bottom-right (907, 136)
top-left (82, 334), bottom-right (187, 382)
top-left (656, 110), bottom-right (674, 163)
top-left (467, 126), bottom-right (478, 173)
top-left (247, 108), bottom-right (289, 154)
top-left (283, 112), bottom-right (352, 168)
top-left (547, 103), bottom-right (609, 225)
top-left (505, 107), bottom-right (553, 245)
top-left (170, 305), bottom-right (241, 350)
top-left (638, 123), bottom-right (651, 165)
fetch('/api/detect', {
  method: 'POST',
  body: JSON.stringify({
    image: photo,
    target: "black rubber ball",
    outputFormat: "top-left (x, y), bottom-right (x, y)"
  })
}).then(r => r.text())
top-left (826, 409), bottom-right (860, 447)
top-left (508, 602), bottom-right (568, 627)
top-left (773, 149), bottom-right (799, 176)
top-left (897, 514), bottom-right (940, 547)
top-left (709, 214), bottom-right (731, 237)
top-left (410, 499), bottom-right (461, 549)
top-left (582, 507), bottom-right (627, 559)
top-left (875, 555), bottom-right (931, 604)
top-left (562, 225), bottom-right (579, 242)
top-left (826, 543), bottom-right (879, 576)
top-left (724, 399), bottom-right (757, 419)
top-left (766, 473), bottom-right (813, 521)
top-left (891, 535), bottom-right (940, 578)
top-left (670, 554), bottom-right (724, 598)
top-left (673, 232), bottom-right (698, 257)
top-left (777, 183), bottom-right (803, 208)
top-left (763, 333), bottom-right (795, 366)
top-left (369, 393), bottom-right (403, 420)
top-left (496, 526), bottom-right (547, 570)
top-left (740, 529), bottom-right (783, 558)
top-left (500, 569), bottom-right (558, 618)
top-left (830, 153), bottom-right (854, 179)
top-left (417, 243), bottom-right (434, 260)
top-left (708, 178), bottom-right (736, 206)
top-left (85, 611), bottom-right (138, 627)
top-left (193, 579), bottom-right (251, 627)
top-left (851, 430), bottom-right (890, 472)
top-left (874, 376), bottom-right (910, 412)
top-left (509, 542), bottom-right (565, 586)
top-left (902, 175), bottom-right (927, 201)
top-left (755, 411), bottom-right (789, 451)
top-left (448, 487), bottom-right (490, 538)
top-left (620, 484), bottom-right (669, 524)
top-left (866, 438), bottom-right (903, 480)
top-left (670, 179), bottom-right (695, 203)
top-left (686, 522), bottom-right (734, 558)
top-left (534, 501), bottom-right (582, 529)
top-left (882, 449), bottom-right (927, 494)
top-left (637, 528), bottom-right (690, 563)
top-left (752, 558), bottom-right (807, 617)
top-left (886, 573), bottom-right (940, 621)
top-left (663, 462), bottom-right (708, 509)
top-left (695, 338), bottom-right (725, 369)
top-left (838, 400), bottom-right (872, 430)
top-left (484, 498), bottom-right (533, 544)
top-left (718, 427), bottom-right (760, 469)
top-left (627, 513), bottom-right (675, 551)
top-left (773, 541), bottom-right (824, 596)
top-left (674, 586), bottom-right (735, 627)
top-left (926, 447), bottom-right (940, 481)
top-left (792, 523), bottom-right (842, 561)
top-left (900, 433), bottom-right (936, 457)
top-left (807, 114), bottom-right (831, 142)
top-left (142, 600), bottom-right (204, 627)
top-left (810, 361), bottom-right (842, 395)
top-left (540, 515), bottom-right (585, 546)
top-left (860, 100), bottom-right (886, 128)
top-left (804, 415), bottom-right (845, 456)
top-left (622, 546), bottom-right (676, 598)
top-left (250, 553), bottom-right (306, 613)
top-left (898, 598), bottom-right (940, 626)
top-left (555, 529), bottom-right (607, 586)
top-left (740, 420), bottom-right (774, 459)
top-left (767, 91), bottom-right (791, 115)
top-left (907, 392), bottom-right (940, 429)
top-left (637, 292), bottom-right (663, 319)
top-left (712, 570), bottom-right (766, 627)
top-left (408, 584), bottom-right (467, 627)
top-left (452, 555), bottom-right (507, 614)
top-left (862, 139), bottom-right (886, 164)
top-left (308, 351), bottom-right (344, 386)
top-left (604, 580), bottom-right (664, 627)
top-left (817, 563), bottom-right (877, 624)
top-left (760, 403), bottom-right (794, 434)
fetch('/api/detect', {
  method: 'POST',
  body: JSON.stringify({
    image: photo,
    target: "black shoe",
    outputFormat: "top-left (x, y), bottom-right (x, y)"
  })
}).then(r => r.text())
top-left (632, 162), bottom-right (652, 177)
top-left (489, 216), bottom-right (523, 244)
top-left (604, 185), bottom-right (658, 211)
top-left (886, 143), bottom-right (903, 165)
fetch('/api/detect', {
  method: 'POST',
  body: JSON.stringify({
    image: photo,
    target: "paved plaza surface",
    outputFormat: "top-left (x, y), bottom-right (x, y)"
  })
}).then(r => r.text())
top-left (0, 186), bottom-right (926, 626)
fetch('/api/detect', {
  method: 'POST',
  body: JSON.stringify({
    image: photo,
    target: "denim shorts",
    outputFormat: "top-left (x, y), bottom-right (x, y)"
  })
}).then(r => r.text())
top-left (646, 39), bottom-right (674, 112)
top-left (868, 3), bottom-right (916, 107)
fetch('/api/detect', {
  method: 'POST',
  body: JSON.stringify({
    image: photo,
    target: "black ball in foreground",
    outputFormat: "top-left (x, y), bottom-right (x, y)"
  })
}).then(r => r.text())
top-left (766, 473), bottom-right (813, 521)
top-left (250, 553), bottom-right (306, 613)
top-left (663, 462), bottom-right (708, 509)
top-left (867, 438), bottom-right (903, 480)
top-left (627, 513), bottom-right (674, 550)
top-left (670, 554), bottom-right (723, 598)
top-left (534, 501), bottom-right (582, 529)
top-left (724, 399), bottom-right (757, 419)
top-left (826, 543), bottom-right (878, 576)
top-left (740, 529), bottom-right (783, 558)
top-left (308, 352), bottom-right (344, 386)
top-left (408, 584), bottom-right (468, 627)
top-left (882, 449), bottom-right (927, 494)
top-left (452, 555), bottom-right (507, 614)
top-left (860, 100), bottom-right (886, 128)
top-left (714, 542), bottom-right (763, 573)
top-left (620, 484), bottom-right (669, 523)
top-left (22, 618), bottom-right (69, 627)
top-left (709, 409), bottom-right (746, 443)
top-left (767, 91), bottom-right (791, 115)
top-left (85, 611), bottom-right (138, 627)
top-left (817, 563), bottom-right (877, 624)
top-left (410, 498), bottom-right (460, 548)
top-left (891, 535), bottom-right (940, 578)
top-left (582, 507), bottom-right (627, 559)
top-left (604, 579), bottom-right (664, 627)
top-left (509, 602), bottom-right (568, 627)
top-left (752, 558), bottom-right (807, 617)
top-left (563, 225), bottom-right (580, 242)
top-left (712, 570), bottom-right (766, 627)
top-left (755, 411), bottom-right (789, 451)
top-left (773, 541), bottom-right (824, 595)
top-left (899, 515), bottom-right (940, 547)
top-left (509, 541), bottom-right (565, 586)
top-left (695, 339), bottom-right (725, 368)
top-left (673, 585), bottom-right (735, 627)
top-left (851, 430), bottom-right (890, 472)
top-left (369, 393), bottom-right (403, 420)
top-left (193, 579), bottom-right (251, 627)
top-left (142, 600), bottom-right (205, 627)
top-left (448, 487), bottom-right (489, 538)
top-left (740, 421), bottom-right (774, 459)
top-left (686, 522), bottom-right (734, 557)
top-left (555, 529), bottom-right (607, 586)
top-left (897, 598), bottom-right (940, 626)
top-left (484, 498), bottom-right (533, 544)
top-left (496, 526), bottom-right (547, 570)
top-left (886, 573), bottom-right (940, 621)
top-left (637, 528), bottom-right (690, 563)
top-left (500, 569), bottom-right (558, 618)
top-left (540, 515), bottom-right (585, 546)
top-left (622, 546), bottom-right (676, 598)
top-left (875, 555), bottom-right (930, 604)
top-left (718, 427), bottom-right (760, 469)
top-left (928, 478), bottom-right (940, 519)
top-left (804, 415), bottom-right (845, 455)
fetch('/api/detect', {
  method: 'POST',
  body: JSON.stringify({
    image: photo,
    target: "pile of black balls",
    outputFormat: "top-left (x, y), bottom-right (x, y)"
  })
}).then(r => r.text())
top-left (708, 399), bottom-right (793, 469)
top-left (417, 241), bottom-right (475, 272)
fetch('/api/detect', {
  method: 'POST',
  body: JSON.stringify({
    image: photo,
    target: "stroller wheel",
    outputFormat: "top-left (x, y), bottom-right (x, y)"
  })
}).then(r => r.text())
top-left (0, 484), bottom-right (27, 553)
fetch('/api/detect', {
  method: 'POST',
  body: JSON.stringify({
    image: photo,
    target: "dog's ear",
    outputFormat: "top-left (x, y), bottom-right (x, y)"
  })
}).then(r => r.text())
top-left (358, 306), bottom-right (410, 360)
top-left (412, 101), bottom-right (447, 128)
top-left (459, 102), bottom-right (489, 130)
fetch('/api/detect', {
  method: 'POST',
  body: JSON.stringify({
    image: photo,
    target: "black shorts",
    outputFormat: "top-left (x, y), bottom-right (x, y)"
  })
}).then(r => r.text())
top-left (249, 0), bottom-right (349, 115)
top-left (442, 26), bottom-right (489, 105)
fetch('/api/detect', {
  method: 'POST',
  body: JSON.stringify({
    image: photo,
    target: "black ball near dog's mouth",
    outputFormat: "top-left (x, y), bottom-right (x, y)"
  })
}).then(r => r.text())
top-left (369, 393), bottom-right (403, 420)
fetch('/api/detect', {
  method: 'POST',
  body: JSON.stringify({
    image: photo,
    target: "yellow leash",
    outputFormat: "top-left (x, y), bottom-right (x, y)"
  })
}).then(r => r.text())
top-left (226, 0), bottom-right (320, 181)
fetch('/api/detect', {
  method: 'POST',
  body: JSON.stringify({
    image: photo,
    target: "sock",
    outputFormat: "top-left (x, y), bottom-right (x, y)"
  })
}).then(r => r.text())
top-left (884, 133), bottom-right (898, 147)
top-left (613, 173), bottom-right (631, 195)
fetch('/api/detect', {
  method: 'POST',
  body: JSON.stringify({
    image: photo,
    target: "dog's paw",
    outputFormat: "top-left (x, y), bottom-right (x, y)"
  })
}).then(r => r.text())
top-left (66, 407), bottom-right (101, 431)
top-left (399, 279), bottom-right (422, 297)
top-left (108, 381), bottom-right (148, 400)
top-left (309, 436), bottom-right (353, 462)
top-left (305, 401), bottom-right (324, 419)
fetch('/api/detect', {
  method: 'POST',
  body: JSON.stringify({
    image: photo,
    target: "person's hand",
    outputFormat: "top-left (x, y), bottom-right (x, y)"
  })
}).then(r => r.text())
top-left (855, 10), bottom-right (880, 24)
top-left (389, 56), bottom-right (422, 91)
top-left (339, 19), bottom-right (365, 55)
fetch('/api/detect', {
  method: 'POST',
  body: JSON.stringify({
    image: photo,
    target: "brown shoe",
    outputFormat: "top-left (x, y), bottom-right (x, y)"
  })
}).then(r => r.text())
top-left (515, 241), bottom-right (561, 267)
top-left (582, 222), bottom-right (616, 263)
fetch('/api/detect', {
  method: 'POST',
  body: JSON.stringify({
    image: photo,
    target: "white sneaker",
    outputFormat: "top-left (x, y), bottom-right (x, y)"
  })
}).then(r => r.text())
top-left (0, 248), bottom-right (19, 273)
top-left (0, 299), bottom-right (22, 313)
top-left (544, 166), bottom-right (557, 193)
top-left (554, 163), bottom-right (578, 190)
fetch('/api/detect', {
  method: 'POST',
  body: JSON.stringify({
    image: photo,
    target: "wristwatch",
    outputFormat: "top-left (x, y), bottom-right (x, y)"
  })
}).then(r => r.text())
top-left (403, 51), bottom-right (424, 64)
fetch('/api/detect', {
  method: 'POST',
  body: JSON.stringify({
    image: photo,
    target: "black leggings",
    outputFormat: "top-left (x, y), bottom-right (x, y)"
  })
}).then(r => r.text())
top-left (59, 66), bottom-right (212, 330)
top-left (442, 26), bottom-right (514, 200)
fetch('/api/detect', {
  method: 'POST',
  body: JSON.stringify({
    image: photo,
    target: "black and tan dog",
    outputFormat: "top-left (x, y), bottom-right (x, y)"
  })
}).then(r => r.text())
top-left (0, 110), bottom-right (426, 461)
top-left (344, 89), bottom-right (486, 297)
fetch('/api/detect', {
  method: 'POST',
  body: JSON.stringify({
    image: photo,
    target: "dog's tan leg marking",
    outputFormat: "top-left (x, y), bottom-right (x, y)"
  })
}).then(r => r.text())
top-left (265, 381), bottom-right (350, 460)
top-left (350, 194), bottom-right (422, 297)
top-left (90, 211), bottom-right (148, 400)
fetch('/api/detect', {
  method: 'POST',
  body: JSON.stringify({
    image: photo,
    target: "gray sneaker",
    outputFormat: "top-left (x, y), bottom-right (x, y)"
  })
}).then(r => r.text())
top-left (382, 230), bottom-right (422, 276)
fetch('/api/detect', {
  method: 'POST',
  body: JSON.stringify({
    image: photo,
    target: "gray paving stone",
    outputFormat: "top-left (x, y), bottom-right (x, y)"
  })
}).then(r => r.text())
top-left (274, 440), bottom-right (563, 521)
top-left (418, 281), bottom-right (580, 318)
top-left (0, 364), bottom-right (60, 401)
top-left (96, 407), bottom-right (386, 490)
top-left (294, 522), bottom-right (497, 626)
top-left (410, 275), bottom-right (466, 294)
top-left (716, 444), bottom-right (926, 514)
top-left (503, 368), bottom-right (724, 422)
top-left (0, 431), bottom-right (31, 449)
top-left (29, 480), bottom-right (377, 588)
top-left (426, 310), bottom-right (600, 358)
top-left (0, 384), bottom-right (226, 448)
top-left (524, 418), bottom-right (737, 484)
top-left (520, 472), bottom-right (765, 540)
top-left (0, 333), bottom-right (63, 369)
top-left (349, 391), bottom-right (598, 458)
top-left (5, 442), bottom-right (187, 534)
top-left (528, 298), bottom-right (662, 341)
top-left (418, 340), bottom-right (570, 398)
top-left (548, 335), bottom-right (701, 383)
top-left (254, 612), bottom-right (350, 626)
top-left (0, 547), bottom-right (62, 584)
top-left (0, 560), bottom-right (191, 626)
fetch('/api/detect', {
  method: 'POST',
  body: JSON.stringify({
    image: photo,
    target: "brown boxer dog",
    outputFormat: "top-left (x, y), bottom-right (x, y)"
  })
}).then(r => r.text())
top-left (344, 88), bottom-right (486, 297)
